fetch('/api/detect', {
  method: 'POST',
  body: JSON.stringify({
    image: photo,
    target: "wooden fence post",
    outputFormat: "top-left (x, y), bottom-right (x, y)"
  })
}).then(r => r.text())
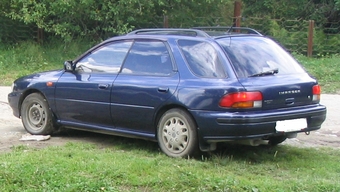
top-left (234, 1), bottom-right (241, 27)
top-left (307, 20), bottom-right (314, 57)
top-left (163, 15), bottom-right (169, 28)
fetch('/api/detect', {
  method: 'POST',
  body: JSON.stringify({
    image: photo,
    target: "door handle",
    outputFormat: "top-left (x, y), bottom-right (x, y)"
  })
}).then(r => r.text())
top-left (98, 84), bottom-right (109, 89)
top-left (158, 87), bottom-right (169, 93)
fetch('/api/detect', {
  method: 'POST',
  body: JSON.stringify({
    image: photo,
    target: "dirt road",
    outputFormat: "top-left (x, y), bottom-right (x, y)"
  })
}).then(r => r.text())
top-left (0, 86), bottom-right (339, 152)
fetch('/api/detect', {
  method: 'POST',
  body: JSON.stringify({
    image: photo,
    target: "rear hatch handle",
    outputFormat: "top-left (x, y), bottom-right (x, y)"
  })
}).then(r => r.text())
top-left (285, 98), bottom-right (295, 105)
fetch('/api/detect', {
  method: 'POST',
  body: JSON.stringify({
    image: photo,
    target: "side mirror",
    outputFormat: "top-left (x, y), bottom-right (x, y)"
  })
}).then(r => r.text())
top-left (64, 61), bottom-right (74, 72)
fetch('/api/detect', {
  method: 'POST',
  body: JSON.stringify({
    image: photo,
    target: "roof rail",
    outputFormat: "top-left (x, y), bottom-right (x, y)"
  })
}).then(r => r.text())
top-left (127, 28), bottom-right (211, 38)
top-left (192, 26), bottom-right (262, 36)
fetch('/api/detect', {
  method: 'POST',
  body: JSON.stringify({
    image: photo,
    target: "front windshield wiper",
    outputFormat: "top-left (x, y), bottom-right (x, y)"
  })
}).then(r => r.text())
top-left (249, 68), bottom-right (279, 77)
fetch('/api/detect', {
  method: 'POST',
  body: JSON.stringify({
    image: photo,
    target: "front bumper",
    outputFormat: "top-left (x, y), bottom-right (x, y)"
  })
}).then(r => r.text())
top-left (8, 91), bottom-right (22, 118)
top-left (191, 104), bottom-right (327, 142)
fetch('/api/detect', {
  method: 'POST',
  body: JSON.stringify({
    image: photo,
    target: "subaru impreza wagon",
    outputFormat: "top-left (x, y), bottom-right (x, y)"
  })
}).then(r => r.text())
top-left (8, 27), bottom-right (327, 157)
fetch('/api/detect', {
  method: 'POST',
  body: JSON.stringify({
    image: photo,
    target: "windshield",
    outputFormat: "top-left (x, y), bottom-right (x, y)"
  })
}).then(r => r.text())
top-left (217, 36), bottom-right (306, 78)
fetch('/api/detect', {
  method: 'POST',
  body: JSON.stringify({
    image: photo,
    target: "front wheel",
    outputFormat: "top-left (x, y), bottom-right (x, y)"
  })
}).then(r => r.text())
top-left (21, 93), bottom-right (55, 135)
top-left (157, 109), bottom-right (198, 158)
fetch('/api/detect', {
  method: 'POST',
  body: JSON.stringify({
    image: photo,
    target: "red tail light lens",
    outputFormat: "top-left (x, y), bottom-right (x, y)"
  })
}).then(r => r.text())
top-left (312, 85), bottom-right (321, 101)
top-left (219, 92), bottom-right (263, 108)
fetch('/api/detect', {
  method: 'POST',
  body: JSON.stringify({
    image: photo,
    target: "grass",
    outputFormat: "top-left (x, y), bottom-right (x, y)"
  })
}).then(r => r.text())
top-left (0, 40), bottom-right (95, 86)
top-left (295, 54), bottom-right (340, 93)
top-left (0, 139), bottom-right (340, 191)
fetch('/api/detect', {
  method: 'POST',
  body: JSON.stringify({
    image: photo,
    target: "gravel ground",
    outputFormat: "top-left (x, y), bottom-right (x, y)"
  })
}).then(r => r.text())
top-left (0, 86), bottom-right (339, 152)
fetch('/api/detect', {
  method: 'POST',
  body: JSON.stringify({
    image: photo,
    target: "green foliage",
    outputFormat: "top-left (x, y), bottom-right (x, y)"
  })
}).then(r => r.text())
top-left (4, 0), bottom-right (232, 42)
top-left (243, 16), bottom-right (340, 55)
top-left (243, 0), bottom-right (307, 19)
top-left (0, 39), bottom-right (95, 85)
top-left (242, 0), bottom-right (340, 55)
top-left (313, 29), bottom-right (340, 56)
top-left (295, 53), bottom-right (340, 93)
top-left (1, 141), bottom-right (340, 191)
top-left (1, 0), bottom-right (339, 56)
top-left (337, 0), bottom-right (340, 9)
top-left (159, 0), bottom-right (234, 28)
top-left (0, 14), bottom-right (39, 44)
top-left (242, 0), bottom-right (340, 27)
top-left (6, 0), bottom-right (143, 41)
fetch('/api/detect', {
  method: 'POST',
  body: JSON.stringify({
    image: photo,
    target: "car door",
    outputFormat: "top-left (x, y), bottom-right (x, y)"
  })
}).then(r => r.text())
top-left (111, 40), bottom-right (179, 134)
top-left (55, 41), bottom-right (133, 128)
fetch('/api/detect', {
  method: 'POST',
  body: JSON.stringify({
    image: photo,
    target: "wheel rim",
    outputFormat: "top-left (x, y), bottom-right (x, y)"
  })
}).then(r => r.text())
top-left (161, 117), bottom-right (189, 154)
top-left (27, 103), bottom-right (46, 130)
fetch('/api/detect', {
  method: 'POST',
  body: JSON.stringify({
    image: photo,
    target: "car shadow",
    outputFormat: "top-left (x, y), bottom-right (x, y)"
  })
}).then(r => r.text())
top-left (53, 129), bottom-right (160, 154)
top-left (51, 129), bottom-right (300, 163)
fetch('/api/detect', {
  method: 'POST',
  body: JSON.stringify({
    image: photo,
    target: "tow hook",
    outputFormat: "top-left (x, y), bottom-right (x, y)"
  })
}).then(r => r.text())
top-left (305, 131), bottom-right (310, 135)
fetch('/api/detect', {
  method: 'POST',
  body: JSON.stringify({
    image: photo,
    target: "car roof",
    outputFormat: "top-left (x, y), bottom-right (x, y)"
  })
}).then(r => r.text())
top-left (105, 27), bottom-right (263, 42)
top-left (127, 27), bottom-right (262, 38)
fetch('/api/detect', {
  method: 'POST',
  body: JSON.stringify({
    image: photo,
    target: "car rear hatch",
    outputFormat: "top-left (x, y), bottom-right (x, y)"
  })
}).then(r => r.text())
top-left (217, 36), bottom-right (321, 110)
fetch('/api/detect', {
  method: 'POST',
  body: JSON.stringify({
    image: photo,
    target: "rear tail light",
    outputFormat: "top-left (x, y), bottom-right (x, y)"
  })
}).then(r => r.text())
top-left (219, 91), bottom-right (263, 108)
top-left (312, 85), bottom-right (321, 102)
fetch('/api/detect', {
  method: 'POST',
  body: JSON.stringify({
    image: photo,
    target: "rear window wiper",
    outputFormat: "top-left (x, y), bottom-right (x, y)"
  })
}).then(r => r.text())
top-left (249, 68), bottom-right (279, 77)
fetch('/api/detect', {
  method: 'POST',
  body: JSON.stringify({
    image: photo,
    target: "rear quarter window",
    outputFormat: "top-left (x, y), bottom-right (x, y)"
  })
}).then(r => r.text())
top-left (178, 40), bottom-right (226, 78)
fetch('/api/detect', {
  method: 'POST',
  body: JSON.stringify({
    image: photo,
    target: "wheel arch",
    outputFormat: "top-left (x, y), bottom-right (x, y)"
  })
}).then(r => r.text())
top-left (154, 104), bottom-right (198, 134)
top-left (18, 89), bottom-right (45, 117)
top-left (154, 104), bottom-right (218, 152)
top-left (155, 105), bottom-right (202, 157)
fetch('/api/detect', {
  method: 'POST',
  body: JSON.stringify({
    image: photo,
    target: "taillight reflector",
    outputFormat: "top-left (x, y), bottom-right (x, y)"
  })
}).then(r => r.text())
top-left (219, 92), bottom-right (263, 108)
top-left (312, 85), bottom-right (321, 101)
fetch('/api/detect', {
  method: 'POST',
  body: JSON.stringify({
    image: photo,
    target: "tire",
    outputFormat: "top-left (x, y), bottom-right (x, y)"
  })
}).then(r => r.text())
top-left (157, 109), bottom-right (198, 158)
top-left (268, 136), bottom-right (287, 146)
top-left (21, 93), bottom-right (55, 135)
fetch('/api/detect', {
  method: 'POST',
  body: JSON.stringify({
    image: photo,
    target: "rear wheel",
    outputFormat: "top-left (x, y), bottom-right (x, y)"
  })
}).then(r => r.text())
top-left (268, 136), bottom-right (287, 146)
top-left (157, 109), bottom-right (198, 158)
top-left (21, 93), bottom-right (55, 135)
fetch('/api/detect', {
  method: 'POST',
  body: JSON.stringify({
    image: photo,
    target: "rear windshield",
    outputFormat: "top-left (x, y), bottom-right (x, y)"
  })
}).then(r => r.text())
top-left (217, 37), bottom-right (306, 78)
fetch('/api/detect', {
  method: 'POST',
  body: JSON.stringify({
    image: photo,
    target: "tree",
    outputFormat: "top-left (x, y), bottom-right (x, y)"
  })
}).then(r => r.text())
top-left (242, 0), bottom-right (340, 29)
top-left (4, 0), bottom-right (233, 42)
top-left (6, 0), bottom-right (152, 41)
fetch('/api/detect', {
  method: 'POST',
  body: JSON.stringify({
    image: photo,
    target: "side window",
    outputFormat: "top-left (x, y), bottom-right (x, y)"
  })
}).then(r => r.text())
top-left (178, 40), bottom-right (226, 78)
top-left (121, 41), bottom-right (173, 76)
top-left (76, 41), bottom-right (132, 73)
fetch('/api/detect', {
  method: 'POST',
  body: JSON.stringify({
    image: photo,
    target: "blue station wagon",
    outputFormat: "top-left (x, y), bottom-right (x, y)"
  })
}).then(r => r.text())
top-left (8, 27), bottom-right (327, 157)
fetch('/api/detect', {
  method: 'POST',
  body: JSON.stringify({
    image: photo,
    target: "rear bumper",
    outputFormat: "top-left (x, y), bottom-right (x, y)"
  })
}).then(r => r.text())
top-left (190, 104), bottom-right (326, 142)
